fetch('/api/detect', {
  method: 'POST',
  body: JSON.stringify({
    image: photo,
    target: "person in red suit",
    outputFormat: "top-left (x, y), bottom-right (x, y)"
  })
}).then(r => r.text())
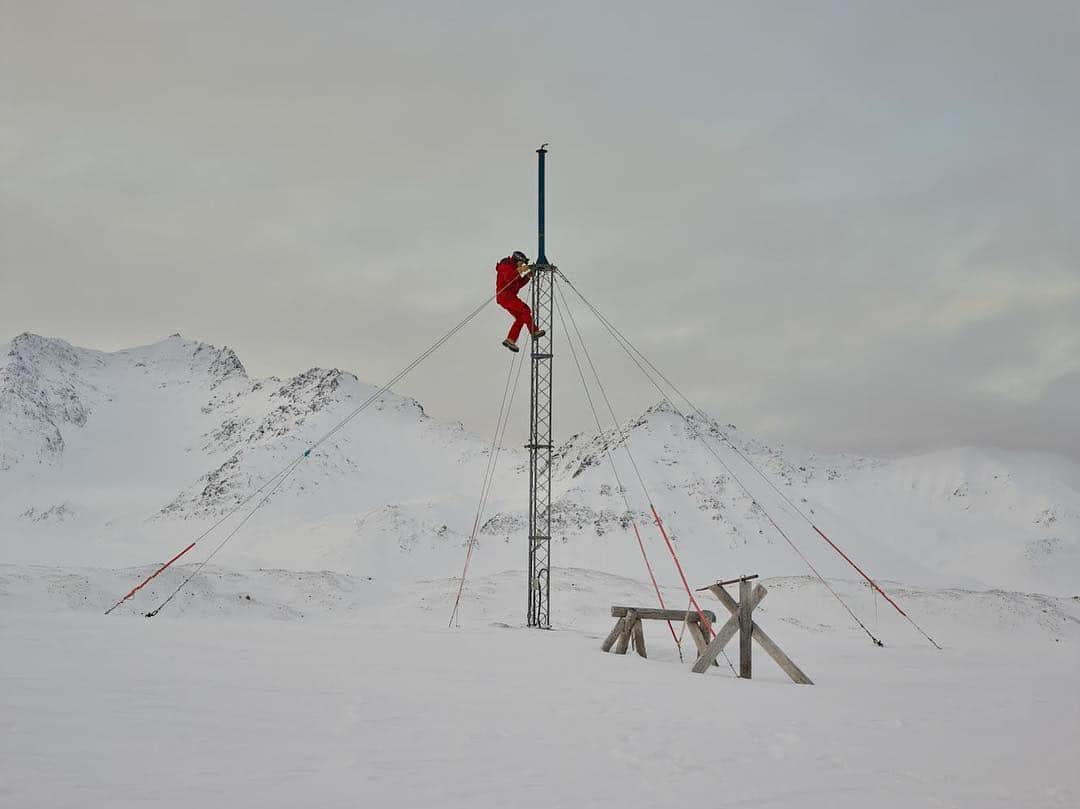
top-left (495, 250), bottom-right (545, 352)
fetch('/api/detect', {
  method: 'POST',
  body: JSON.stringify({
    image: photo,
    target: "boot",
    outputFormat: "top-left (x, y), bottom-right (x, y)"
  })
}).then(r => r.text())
top-left (502, 338), bottom-right (520, 352)
top-left (531, 328), bottom-right (546, 339)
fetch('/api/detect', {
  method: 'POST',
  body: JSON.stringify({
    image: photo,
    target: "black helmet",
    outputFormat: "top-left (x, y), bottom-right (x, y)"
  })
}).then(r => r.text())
top-left (511, 250), bottom-right (529, 264)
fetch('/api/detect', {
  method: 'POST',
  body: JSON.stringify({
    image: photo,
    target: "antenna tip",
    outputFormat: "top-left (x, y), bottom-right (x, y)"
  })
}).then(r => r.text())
top-left (537, 142), bottom-right (549, 152)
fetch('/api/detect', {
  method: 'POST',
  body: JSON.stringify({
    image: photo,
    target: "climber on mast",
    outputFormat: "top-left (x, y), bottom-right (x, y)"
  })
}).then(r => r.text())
top-left (495, 250), bottom-right (545, 352)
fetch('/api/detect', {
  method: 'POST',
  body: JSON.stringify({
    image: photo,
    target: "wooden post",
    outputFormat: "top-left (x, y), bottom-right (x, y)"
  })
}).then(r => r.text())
top-left (601, 618), bottom-right (627, 652)
top-left (690, 615), bottom-right (741, 674)
top-left (691, 585), bottom-right (767, 674)
top-left (610, 607), bottom-right (716, 622)
top-left (686, 622), bottom-right (707, 656)
top-left (632, 618), bottom-right (647, 658)
top-left (686, 622), bottom-right (718, 666)
top-left (739, 578), bottom-right (752, 679)
top-left (747, 622), bottom-right (813, 685)
top-left (614, 610), bottom-right (636, 655)
top-left (709, 582), bottom-right (814, 685)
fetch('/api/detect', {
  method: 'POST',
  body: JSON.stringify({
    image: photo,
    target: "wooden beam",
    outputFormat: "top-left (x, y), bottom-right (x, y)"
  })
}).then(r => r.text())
top-left (687, 621), bottom-right (719, 667)
top-left (710, 582), bottom-right (813, 685)
top-left (690, 615), bottom-right (741, 674)
top-left (691, 585), bottom-right (767, 674)
top-left (739, 578), bottom-right (753, 679)
top-left (750, 623), bottom-right (814, 685)
top-left (614, 610), bottom-right (635, 655)
top-left (632, 619), bottom-right (647, 658)
top-left (709, 583), bottom-right (760, 617)
top-left (611, 606), bottom-right (717, 624)
top-left (687, 621), bottom-right (707, 655)
top-left (601, 618), bottom-right (626, 653)
top-left (695, 574), bottom-right (759, 590)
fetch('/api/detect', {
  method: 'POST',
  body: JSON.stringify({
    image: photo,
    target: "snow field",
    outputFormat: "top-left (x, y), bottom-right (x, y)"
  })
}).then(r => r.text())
top-left (2, 567), bottom-right (1078, 809)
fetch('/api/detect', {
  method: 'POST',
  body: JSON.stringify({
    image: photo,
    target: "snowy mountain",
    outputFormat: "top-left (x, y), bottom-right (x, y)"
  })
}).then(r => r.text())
top-left (549, 402), bottom-right (1080, 595)
top-left (0, 332), bottom-right (493, 577)
top-left (2, 332), bottom-right (1078, 598)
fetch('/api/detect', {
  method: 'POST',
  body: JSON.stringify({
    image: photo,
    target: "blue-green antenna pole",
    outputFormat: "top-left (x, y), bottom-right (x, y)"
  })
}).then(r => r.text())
top-left (537, 143), bottom-right (549, 265)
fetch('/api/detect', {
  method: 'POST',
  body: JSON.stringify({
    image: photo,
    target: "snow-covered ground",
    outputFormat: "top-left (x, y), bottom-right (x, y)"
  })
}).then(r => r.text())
top-left (2, 567), bottom-right (1078, 808)
top-left (2, 332), bottom-right (1078, 806)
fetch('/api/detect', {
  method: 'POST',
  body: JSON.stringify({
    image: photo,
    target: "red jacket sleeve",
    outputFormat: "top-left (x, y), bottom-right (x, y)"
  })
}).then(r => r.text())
top-left (496, 258), bottom-right (522, 295)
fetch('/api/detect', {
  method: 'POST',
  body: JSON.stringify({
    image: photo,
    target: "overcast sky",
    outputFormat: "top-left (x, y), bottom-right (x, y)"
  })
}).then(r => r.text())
top-left (2, 1), bottom-right (1078, 460)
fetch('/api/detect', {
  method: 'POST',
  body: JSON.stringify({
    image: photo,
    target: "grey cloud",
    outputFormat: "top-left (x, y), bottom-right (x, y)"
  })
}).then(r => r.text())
top-left (2, 1), bottom-right (1077, 460)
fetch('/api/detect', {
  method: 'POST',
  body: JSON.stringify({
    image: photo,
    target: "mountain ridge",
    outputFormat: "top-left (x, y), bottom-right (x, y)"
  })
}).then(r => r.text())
top-left (2, 332), bottom-right (1077, 597)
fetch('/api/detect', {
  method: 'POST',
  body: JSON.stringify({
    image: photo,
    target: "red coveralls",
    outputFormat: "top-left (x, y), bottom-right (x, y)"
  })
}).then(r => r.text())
top-left (495, 256), bottom-right (535, 342)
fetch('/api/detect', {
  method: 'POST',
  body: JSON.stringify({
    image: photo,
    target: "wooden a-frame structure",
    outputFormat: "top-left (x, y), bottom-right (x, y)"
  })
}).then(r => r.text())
top-left (602, 574), bottom-right (813, 685)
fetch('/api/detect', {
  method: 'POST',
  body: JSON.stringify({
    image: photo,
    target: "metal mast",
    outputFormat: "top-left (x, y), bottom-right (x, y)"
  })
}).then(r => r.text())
top-left (527, 144), bottom-right (554, 628)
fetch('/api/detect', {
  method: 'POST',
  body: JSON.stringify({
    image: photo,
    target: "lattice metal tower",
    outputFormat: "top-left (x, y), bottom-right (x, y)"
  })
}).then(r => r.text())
top-left (527, 144), bottom-right (554, 628)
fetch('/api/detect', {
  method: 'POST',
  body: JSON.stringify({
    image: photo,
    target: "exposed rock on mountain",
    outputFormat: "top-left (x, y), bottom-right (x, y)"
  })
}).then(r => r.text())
top-left (2, 332), bottom-right (1077, 596)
